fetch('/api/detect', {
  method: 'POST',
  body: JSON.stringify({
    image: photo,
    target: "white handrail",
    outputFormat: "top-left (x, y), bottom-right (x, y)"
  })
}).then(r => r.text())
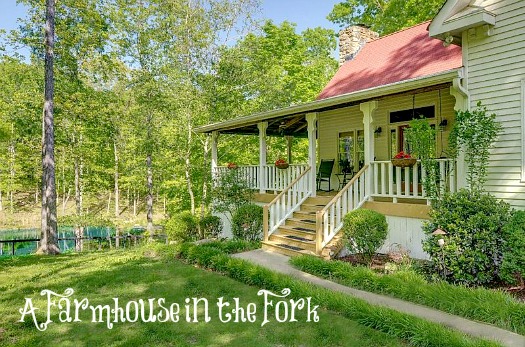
top-left (315, 165), bottom-right (369, 254)
top-left (263, 167), bottom-right (312, 241)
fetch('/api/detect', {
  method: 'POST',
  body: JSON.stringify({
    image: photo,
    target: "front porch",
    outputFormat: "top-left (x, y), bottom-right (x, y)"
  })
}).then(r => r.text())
top-left (197, 77), bottom-right (468, 259)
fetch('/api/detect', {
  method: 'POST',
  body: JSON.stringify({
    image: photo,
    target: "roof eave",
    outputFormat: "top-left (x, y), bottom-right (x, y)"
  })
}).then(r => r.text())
top-left (194, 69), bottom-right (462, 134)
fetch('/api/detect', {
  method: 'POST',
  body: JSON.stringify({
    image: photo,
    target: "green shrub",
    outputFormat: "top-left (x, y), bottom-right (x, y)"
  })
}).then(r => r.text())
top-left (164, 211), bottom-right (198, 243)
top-left (500, 210), bottom-right (525, 286)
top-left (422, 189), bottom-right (511, 286)
top-left (199, 215), bottom-right (223, 239)
top-left (232, 204), bottom-right (263, 241)
top-left (342, 209), bottom-right (388, 263)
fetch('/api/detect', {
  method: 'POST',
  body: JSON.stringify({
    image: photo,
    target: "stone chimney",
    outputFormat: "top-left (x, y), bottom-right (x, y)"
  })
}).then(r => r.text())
top-left (338, 25), bottom-right (379, 66)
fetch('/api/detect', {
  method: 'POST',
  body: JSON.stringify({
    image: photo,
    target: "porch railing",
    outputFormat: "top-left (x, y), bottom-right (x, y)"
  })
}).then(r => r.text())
top-left (369, 158), bottom-right (456, 202)
top-left (214, 164), bottom-right (308, 191)
top-left (265, 164), bottom-right (308, 191)
top-left (263, 166), bottom-right (312, 241)
top-left (214, 165), bottom-right (260, 189)
top-left (315, 165), bottom-right (369, 254)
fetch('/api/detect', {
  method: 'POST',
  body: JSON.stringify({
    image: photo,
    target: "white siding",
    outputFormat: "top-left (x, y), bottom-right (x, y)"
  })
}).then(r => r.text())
top-left (378, 216), bottom-right (429, 260)
top-left (465, 0), bottom-right (525, 209)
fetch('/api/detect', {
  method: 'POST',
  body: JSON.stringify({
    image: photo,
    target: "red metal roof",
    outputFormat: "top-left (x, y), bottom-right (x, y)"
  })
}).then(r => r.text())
top-left (317, 22), bottom-right (463, 100)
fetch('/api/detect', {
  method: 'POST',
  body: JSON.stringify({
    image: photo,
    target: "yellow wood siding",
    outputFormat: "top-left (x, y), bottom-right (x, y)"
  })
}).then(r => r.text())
top-left (465, 0), bottom-right (525, 208)
top-left (317, 88), bottom-right (456, 187)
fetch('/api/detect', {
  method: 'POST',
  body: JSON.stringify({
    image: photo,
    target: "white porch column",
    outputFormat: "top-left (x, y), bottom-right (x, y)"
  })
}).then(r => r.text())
top-left (211, 131), bottom-right (218, 174)
top-left (210, 131), bottom-right (219, 187)
top-left (258, 122), bottom-right (268, 194)
top-left (451, 76), bottom-right (469, 189)
top-left (306, 113), bottom-right (317, 197)
top-left (360, 100), bottom-right (378, 197)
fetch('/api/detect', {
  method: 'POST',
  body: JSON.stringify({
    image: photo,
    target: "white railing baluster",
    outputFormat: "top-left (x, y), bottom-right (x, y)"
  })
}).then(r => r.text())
top-left (370, 163), bottom-right (379, 194)
top-left (439, 160), bottom-right (446, 196)
top-left (381, 162), bottom-right (386, 195)
top-left (413, 162), bottom-right (419, 198)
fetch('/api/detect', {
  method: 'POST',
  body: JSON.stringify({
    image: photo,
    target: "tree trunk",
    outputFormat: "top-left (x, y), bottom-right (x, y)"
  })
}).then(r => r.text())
top-left (62, 187), bottom-right (70, 215)
top-left (115, 227), bottom-right (120, 248)
top-left (74, 225), bottom-right (83, 252)
top-left (74, 158), bottom-right (83, 215)
top-left (185, 120), bottom-right (195, 214)
top-left (39, 0), bottom-right (59, 255)
top-left (114, 140), bottom-right (119, 217)
top-left (133, 189), bottom-right (137, 216)
top-left (146, 152), bottom-right (154, 240)
top-left (8, 135), bottom-right (15, 212)
top-left (107, 191), bottom-right (112, 215)
top-left (146, 110), bottom-right (154, 240)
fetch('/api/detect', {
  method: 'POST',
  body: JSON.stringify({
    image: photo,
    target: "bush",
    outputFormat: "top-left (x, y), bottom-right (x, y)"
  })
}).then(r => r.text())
top-left (342, 209), bottom-right (388, 263)
top-left (164, 211), bottom-right (198, 243)
top-left (232, 204), bottom-right (263, 241)
top-left (422, 189), bottom-right (511, 286)
top-left (500, 210), bottom-right (525, 286)
top-left (199, 215), bottom-right (223, 239)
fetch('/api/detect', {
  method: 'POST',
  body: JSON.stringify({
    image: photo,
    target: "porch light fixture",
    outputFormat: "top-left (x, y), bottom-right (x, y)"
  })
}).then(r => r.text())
top-left (439, 119), bottom-right (448, 131)
top-left (374, 126), bottom-right (382, 136)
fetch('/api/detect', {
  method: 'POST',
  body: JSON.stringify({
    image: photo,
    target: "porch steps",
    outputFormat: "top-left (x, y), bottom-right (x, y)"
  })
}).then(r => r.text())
top-left (263, 195), bottom-right (345, 259)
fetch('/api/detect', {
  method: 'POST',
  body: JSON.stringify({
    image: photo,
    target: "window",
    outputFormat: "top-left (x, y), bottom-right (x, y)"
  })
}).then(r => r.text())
top-left (338, 130), bottom-right (364, 174)
top-left (389, 106), bottom-right (435, 123)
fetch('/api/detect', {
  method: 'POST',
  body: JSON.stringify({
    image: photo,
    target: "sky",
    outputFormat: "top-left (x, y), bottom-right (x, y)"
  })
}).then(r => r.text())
top-left (0, 0), bottom-right (343, 44)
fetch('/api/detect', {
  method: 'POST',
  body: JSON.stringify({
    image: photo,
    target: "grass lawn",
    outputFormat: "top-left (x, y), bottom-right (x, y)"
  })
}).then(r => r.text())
top-left (0, 250), bottom-right (407, 347)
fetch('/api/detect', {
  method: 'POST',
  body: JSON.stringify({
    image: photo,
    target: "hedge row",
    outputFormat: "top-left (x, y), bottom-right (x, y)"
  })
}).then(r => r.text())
top-left (290, 255), bottom-right (525, 336)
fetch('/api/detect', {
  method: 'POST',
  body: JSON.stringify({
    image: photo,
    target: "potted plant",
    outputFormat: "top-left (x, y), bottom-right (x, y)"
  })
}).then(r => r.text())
top-left (391, 151), bottom-right (416, 168)
top-left (275, 158), bottom-right (289, 169)
top-left (227, 162), bottom-right (238, 169)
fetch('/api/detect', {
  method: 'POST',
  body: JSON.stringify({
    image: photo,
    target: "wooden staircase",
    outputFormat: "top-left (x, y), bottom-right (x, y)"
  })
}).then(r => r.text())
top-left (262, 196), bottom-right (344, 259)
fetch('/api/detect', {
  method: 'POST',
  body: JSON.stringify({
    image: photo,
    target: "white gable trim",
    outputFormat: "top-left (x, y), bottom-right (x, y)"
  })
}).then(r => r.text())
top-left (429, 0), bottom-right (495, 42)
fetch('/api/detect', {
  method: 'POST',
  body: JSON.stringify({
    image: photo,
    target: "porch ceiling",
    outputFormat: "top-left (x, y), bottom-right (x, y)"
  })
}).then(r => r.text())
top-left (195, 69), bottom-right (459, 137)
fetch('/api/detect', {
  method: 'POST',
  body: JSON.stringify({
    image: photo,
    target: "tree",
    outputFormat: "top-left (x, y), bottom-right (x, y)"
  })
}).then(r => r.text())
top-left (40, 0), bottom-right (60, 254)
top-left (327, 0), bottom-right (444, 35)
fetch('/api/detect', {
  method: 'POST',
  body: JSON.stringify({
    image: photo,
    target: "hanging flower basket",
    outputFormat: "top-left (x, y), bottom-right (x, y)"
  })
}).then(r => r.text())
top-left (227, 162), bottom-right (238, 169)
top-left (391, 152), bottom-right (416, 168)
top-left (275, 158), bottom-right (289, 169)
top-left (391, 158), bottom-right (417, 168)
